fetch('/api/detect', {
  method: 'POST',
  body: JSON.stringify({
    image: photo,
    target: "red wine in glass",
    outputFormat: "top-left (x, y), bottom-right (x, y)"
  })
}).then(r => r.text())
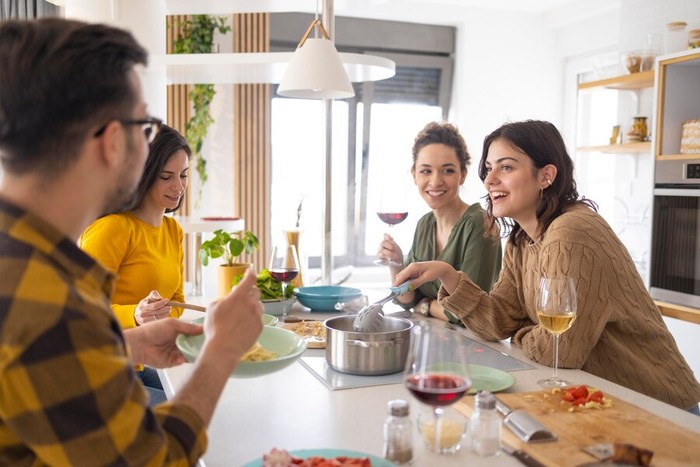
top-left (405, 373), bottom-right (470, 406)
top-left (269, 268), bottom-right (299, 283)
top-left (377, 212), bottom-right (408, 226)
top-left (404, 322), bottom-right (471, 454)
top-left (269, 244), bottom-right (301, 318)
top-left (375, 185), bottom-right (408, 266)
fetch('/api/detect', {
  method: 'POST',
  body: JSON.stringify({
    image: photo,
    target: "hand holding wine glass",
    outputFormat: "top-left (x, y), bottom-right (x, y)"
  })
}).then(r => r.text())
top-left (268, 244), bottom-right (300, 319)
top-left (375, 185), bottom-right (408, 266)
top-left (404, 322), bottom-right (471, 454)
top-left (536, 276), bottom-right (577, 388)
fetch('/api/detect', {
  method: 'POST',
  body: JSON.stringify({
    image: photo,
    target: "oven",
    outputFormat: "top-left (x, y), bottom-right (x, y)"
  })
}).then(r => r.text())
top-left (650, 159), bottom-right (700, 308)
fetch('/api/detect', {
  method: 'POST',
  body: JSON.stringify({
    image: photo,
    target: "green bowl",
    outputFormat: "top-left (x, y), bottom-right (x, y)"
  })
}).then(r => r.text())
top-left (262, 314), bottom-right (279, 326)
top-left (176, 322), bottom-right (306, 378)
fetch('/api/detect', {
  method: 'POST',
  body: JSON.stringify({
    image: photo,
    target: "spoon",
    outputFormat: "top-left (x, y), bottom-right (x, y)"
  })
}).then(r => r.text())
top-left (352, 280), bottom-right (413, 332)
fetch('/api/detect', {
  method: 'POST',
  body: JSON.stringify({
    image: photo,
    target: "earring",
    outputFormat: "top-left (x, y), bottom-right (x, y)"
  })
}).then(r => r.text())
top-left (547, 179), bottom-right (553, 186)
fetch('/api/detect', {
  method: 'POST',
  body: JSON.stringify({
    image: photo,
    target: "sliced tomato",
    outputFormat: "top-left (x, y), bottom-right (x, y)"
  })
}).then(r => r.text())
top-left (572, 397), bottom-right (588, 406)
top-left (562, 391), bottom-right (576, 402)
top-left (588, 391), bottom-right (604, 403)
top-left (571, 385), bottom-right (589, 399)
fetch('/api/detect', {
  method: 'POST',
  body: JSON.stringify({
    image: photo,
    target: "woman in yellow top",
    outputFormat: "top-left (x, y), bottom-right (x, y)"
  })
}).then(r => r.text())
top-left (80, 124), bottom-right (190, 403)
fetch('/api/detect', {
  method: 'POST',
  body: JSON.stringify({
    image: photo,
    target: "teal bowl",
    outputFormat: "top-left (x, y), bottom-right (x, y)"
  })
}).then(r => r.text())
top-left (176, 322), bottom-right (306, 378)
top-left (294, 285), bottom-right (363, 312)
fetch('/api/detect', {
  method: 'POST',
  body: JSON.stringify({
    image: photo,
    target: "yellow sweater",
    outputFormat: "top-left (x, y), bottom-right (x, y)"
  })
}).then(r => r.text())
top-left (439, 205), bottom-right (700, 410)
top-left (79, 213), bottom-right (185, 329)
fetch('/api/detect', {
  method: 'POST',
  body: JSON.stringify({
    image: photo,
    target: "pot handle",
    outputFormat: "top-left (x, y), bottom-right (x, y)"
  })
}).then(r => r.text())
top-left (347, 337), bottom-right (403, 348)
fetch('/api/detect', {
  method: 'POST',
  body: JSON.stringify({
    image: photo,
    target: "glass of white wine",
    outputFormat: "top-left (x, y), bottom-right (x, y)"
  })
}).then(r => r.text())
top-left (536, 276), bottom-right (577, 388)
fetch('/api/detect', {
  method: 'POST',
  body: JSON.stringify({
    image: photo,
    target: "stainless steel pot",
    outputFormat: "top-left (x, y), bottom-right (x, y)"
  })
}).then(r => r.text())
top-left (324, 315), bottom-right (413, 376)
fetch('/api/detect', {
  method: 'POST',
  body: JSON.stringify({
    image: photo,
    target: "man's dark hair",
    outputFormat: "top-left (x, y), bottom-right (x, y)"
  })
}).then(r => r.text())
top-left (0, 18), bottom-right (148, 174)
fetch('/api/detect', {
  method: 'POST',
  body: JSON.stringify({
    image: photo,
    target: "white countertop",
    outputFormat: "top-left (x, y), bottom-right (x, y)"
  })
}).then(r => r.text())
top-left (160, 299), bottom-right (700, 466)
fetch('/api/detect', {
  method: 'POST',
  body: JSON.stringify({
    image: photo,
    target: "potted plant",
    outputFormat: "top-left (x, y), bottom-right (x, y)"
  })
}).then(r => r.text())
top-left (232, 268), bottom-right (295, 316)
top-left (199, 229), bottom-right (260, 297)
top-left (172, 15), bottom-right (232, 203)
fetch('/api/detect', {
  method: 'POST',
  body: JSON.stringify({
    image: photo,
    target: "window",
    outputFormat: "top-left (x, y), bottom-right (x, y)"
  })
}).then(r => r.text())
top-left (270, 14), bottom-right (454, 272)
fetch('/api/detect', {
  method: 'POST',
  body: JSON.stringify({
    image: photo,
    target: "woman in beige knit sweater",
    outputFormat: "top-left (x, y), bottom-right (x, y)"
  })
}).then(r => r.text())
top-left (395, 120), bottom-right (700, 412)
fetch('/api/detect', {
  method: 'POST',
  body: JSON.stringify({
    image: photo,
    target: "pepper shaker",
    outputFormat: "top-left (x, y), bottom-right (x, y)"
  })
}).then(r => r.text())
top-left (383, 399), bottom-right (413, 464)
top-left (470, 390), bottom-right (501, 457)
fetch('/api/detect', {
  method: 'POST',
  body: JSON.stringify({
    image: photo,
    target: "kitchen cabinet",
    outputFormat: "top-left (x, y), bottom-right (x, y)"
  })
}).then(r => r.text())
top-left (650, 49), bottom-right (700, 323)
top-left (576, 70), bottom-right (654, 154)
top-left (653, 49), bottom-right (700, 160)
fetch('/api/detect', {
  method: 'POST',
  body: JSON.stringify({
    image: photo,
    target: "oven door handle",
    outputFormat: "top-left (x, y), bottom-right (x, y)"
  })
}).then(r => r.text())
top-left (654, 188), bottom-right (700, 197)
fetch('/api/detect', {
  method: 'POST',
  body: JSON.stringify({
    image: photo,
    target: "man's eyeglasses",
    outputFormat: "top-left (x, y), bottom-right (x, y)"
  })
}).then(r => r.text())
top-left (94, 117), bottom-right (163, 144)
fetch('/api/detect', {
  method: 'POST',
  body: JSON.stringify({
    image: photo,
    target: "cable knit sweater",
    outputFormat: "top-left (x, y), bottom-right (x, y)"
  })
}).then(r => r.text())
top-left (439, 204), bottom-right (700, 410)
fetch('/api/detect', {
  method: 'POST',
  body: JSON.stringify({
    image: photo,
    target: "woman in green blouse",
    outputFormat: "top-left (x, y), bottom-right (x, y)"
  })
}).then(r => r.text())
top-left (377, 122), bottom-right (502, 322)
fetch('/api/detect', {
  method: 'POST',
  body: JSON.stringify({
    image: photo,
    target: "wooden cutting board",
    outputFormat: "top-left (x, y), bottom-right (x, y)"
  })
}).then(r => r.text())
top-left (454, 388), bottom-right (700, 466)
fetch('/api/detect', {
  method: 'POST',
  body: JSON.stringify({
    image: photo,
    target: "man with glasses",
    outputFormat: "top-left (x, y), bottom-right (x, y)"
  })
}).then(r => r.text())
top-left (0, 18), bottom-right (263, 465)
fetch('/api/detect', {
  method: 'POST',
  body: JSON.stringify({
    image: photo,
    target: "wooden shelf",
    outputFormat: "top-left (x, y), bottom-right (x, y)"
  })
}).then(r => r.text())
top-left (655, 153), bottom-right (700, 160)
top-left (576, 142), bottom-right (651, 153)
top-left (655, 300), bottom-right (700, 325)
top-left (578, 70), bottom-right (654, 91)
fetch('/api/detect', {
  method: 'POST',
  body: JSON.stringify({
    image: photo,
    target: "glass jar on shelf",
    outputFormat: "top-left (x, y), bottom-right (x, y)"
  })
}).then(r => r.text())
top-left (689, 29), bottom-right (700, 49)
top-left (665, 21), bottom-right (688, 54)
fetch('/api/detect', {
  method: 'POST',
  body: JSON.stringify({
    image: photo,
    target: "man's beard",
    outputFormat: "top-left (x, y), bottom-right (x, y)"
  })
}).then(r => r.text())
top-left (101, 132), bottom-right (144, 215)
top-left (101, 184), bottom-right (136, 216)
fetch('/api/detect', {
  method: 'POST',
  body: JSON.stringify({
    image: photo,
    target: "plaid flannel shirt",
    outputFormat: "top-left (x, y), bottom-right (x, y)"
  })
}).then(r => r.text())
top-left (0, 198), bottom-right (206, 466)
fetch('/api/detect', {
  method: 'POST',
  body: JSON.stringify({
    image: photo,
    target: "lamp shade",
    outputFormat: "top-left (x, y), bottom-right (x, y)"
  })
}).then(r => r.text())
top-left (278, 38), bottom-right (355, 99)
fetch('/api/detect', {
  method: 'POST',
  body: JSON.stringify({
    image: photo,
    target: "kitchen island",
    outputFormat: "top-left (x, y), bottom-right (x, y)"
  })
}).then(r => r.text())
top-left (159, 304), bottom-right (700, 466)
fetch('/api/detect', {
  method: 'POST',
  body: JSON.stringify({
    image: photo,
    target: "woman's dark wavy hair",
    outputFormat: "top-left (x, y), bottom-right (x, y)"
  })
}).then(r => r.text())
top-left (477, 120), bottom-right (597, 246)
top-left (411, 121), bottom-right (470, 173)
top-left (125, 124), bottom-right (191, 213)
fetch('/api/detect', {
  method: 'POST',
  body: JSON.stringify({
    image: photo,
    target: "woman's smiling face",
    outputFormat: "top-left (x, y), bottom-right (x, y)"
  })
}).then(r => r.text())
top-left (412, 143), bottom-right (467, 211)
top-left (483, 138), bottom-right (543, 233)
top-left (146, 149), bottom-right (189, 211)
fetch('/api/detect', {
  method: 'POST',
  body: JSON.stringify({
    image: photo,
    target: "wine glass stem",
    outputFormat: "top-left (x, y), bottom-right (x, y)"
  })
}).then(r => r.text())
top-left (552, 334), bottom-right (560, 379)
top-left (434, 406), bottom-right (443, 452)
top-left (281, 281), bottom-right (288, 318)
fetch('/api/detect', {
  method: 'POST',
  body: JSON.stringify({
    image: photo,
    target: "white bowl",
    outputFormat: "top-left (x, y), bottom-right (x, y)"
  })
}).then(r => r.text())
top-left (176, 324), bottom-right (306, 378)
top-left (262, 299), bottom-right (293, 316)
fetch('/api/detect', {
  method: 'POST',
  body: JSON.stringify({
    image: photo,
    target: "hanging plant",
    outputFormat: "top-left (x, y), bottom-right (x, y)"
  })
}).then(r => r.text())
top-left (172, 15), bottom-right (232, 200)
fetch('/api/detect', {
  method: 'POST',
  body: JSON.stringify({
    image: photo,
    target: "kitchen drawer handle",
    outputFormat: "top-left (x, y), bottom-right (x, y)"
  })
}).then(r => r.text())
top-left (347, 337), bottom-right (403, 348)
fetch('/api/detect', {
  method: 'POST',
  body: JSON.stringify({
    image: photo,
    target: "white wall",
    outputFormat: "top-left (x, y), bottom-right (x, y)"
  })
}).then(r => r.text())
top-left (450, 10), bottom-right (563, 205)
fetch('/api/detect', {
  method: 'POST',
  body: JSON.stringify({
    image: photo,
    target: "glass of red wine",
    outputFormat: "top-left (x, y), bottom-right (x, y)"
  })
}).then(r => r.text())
top-left (268, 244), bottom-right (300, 319)
top-left (404, 321), bottom-right (471, 454)
top-left (375, 185), bottom-right (408, 266)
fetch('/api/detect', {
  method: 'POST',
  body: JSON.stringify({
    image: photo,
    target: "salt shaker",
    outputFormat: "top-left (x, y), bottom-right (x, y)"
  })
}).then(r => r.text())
top-left (470, 390), bottom-right (501, 457)
top-left (383, 399), bottom-right (413, 464)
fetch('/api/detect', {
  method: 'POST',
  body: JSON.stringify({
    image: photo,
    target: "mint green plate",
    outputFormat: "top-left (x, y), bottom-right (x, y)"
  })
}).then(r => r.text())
top-left (468, 364), bottom-right (516, 394)
top-left (242, 449), bottom-right (395, 467)
top-left (176, 321), bottom-right (305, 378)
top-left (262, 314), bottom-right (278, 326)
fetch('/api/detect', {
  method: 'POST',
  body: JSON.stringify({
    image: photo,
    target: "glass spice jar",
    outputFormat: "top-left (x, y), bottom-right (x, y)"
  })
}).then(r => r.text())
top-left (689, 29), bottom-right (700, 49)
top-left (382, 400), bottom-right (413, 464)
top-left (665, 21), bottom-right (688, 54)
top-left (632, 116), bottom-right (649, 142)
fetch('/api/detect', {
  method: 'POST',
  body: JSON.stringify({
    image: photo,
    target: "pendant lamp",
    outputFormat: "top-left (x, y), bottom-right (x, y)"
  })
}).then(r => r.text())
top-left (277, 19), bottom-right (354, 99)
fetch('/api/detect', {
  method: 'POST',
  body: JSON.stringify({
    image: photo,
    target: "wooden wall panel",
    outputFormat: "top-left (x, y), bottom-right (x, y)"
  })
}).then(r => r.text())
top-left (233, 13), bottom-right (271, 270)
top-left (166, 16), bottom-right (193, 276)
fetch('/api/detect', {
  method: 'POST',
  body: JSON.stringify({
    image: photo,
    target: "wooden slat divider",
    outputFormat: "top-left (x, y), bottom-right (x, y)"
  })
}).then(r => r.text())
top-left (166, 15), bottom-right (193, 279)
top-left (233, 13), bottom-right (271, 270)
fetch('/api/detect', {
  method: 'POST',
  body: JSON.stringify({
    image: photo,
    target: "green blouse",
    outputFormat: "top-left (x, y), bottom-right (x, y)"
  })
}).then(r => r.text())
top-left (402, 203), bottom-right (502, 322)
